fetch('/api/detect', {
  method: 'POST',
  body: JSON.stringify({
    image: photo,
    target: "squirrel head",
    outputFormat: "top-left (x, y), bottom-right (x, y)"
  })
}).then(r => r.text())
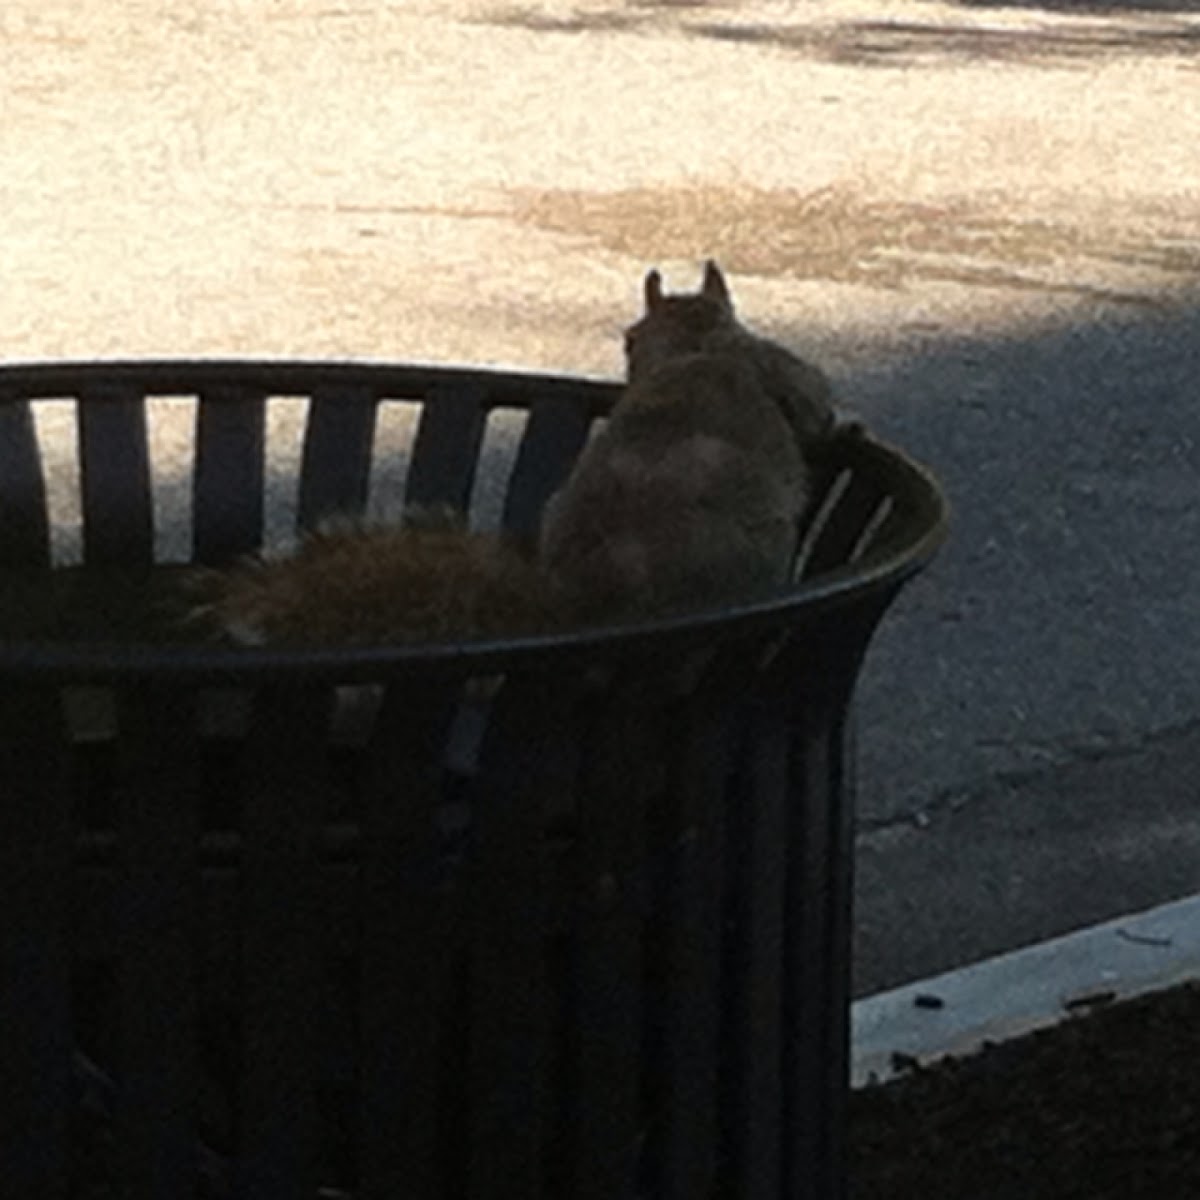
top-left (623, 260), bottom-right (739, 382)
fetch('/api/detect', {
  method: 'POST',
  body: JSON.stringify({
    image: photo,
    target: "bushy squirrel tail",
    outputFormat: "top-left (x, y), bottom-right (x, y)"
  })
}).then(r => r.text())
top-left (191, 509), bottom-right (565, 647)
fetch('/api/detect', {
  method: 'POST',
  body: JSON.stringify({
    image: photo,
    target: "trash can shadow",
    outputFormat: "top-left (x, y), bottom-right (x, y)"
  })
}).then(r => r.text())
top-left (0, 360), bottom-right (946, 1200)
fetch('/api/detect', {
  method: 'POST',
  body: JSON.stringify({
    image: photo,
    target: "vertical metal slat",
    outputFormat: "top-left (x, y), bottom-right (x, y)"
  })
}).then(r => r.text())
top-left (193, 387), bottom-right (267, 565)
top-left (77, 383), bottom-right (154, 567)
top-left (0, 687), bottom-right (72, 1196)
top-left (0, 396), bottom-right (51, 565)
top-left (651, 662), bottom-right (737, 1200)
top-left (501, 396), bottom-right (594, 542)
top-left (570, 680), bottom-right (651, 1200)
top-left (357, 679), bottom-right (463, 1200)
top-left (801, 467), bottom-right (887, 580)
top-left (465, 672), bottom-right (565, 1200)
top-left (724, 697), bottom-right (789, 1200)
top-left (820, 702), bottom-right (856, 1200)
top-left (778, 626), bottom-right (868, 1200)
top-left (783, 702), bottom-right (835, 1200)
top-left (114, 686), bottom-right (201, 1198)
top-left (297, 385), bottom-right (378, 532)
top-left (235, 685), bottom-right (329, 1199)
top-left (404, 384), bottom-right (489, 515)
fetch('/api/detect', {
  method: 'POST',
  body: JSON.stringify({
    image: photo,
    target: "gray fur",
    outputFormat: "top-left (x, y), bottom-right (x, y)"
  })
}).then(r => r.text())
top-left (540, 261), bottom-right (836, 621)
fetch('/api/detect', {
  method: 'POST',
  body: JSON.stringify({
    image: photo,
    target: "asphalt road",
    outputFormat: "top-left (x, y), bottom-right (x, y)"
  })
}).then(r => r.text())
top-left (848, 301), bottom-right (1200, 993)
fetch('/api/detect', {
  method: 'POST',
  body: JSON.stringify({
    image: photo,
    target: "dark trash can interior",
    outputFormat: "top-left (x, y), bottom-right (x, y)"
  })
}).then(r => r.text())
top-left (0, 360), bottom-right (946, 1200)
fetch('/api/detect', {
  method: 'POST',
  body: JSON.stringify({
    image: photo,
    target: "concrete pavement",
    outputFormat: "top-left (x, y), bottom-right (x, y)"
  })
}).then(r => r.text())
top-left (849, 300), bottom-right (1200, 991)
top-left (3, 0), bottom-right (1199, 994)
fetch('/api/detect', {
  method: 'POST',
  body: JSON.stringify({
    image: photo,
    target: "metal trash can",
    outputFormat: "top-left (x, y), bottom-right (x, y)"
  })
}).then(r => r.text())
top-left (0, 360), bottom-right (946, 1200)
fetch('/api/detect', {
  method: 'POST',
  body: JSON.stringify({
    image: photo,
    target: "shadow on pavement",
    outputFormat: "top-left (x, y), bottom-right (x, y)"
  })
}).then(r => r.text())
top-left (951, 0), bottom-right (1200, 15)
top-left (832, 293), bottom-right (1200, 993)
top-left (480, 3), bottom-right (1200, 69)
top-left (685, 16), bottom-right (1200, 67)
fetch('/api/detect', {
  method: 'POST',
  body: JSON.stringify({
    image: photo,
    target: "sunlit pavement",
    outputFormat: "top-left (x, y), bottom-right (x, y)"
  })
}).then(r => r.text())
top-left (5, 0), bottom-right (1199, 990)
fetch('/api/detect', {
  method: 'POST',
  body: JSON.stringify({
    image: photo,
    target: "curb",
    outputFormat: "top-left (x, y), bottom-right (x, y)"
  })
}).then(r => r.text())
top-left (851, 890), bottom-right (1200, 1088)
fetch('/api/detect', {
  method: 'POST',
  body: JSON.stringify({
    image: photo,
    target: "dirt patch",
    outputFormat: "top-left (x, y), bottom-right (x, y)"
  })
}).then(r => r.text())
top-left (687, 16), bottom-right (1200, 67)
top-left (480, 5), bottom-right (643, 33)
top-left (851, 980), bottom-right (1200, 1198)
top-left (469, 184), bottom-right (1200, 306)
top-left (481, 0), bottom-right (720, 33)
top-left (479, 1), bottom-right (1200, 69)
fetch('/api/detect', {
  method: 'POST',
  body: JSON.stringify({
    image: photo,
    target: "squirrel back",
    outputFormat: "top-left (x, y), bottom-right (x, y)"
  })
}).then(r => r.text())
top-left (622, 261), bottom-right (836, 443)
top-left (540, 261), bottom-right (834, 622)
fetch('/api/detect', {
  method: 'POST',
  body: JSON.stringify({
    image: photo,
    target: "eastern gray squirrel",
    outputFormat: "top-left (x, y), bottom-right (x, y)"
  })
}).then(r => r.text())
top-left (196, 262), bottom-right (850, 645)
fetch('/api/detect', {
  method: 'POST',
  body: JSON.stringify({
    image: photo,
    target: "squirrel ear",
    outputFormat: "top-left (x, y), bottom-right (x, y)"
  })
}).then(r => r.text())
top-left (644, 269), bottom-right (663, 312)
top-left (701, 260), bottom-right (732, 309)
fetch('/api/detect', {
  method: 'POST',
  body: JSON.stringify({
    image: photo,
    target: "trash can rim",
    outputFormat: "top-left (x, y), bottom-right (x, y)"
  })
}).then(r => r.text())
top-left (0, 355), bottom-right (622, 407)
top-left (0, 357), bottom-right (948, 684)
